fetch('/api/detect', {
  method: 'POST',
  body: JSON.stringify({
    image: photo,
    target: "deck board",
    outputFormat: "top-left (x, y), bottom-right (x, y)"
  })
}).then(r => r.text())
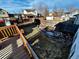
top-left (0, 36), bottom-right (30, 59)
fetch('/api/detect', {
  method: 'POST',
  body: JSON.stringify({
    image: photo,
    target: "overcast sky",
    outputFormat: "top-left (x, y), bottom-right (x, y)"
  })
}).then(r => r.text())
top-left (0, 0), bottom-right (79, 13)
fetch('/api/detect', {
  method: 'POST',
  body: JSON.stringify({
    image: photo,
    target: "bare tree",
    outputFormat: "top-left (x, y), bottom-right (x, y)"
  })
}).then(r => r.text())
top-left (32, 2), bottom-right (49, 17)
top-left (58, 8), bottom-right (64, 16)
top-left (67, 5), bottom-right (77, 13)
top-left (53, 5), bottom-right (58, 12)
top-left (53, 5), bottom-right (64, 17)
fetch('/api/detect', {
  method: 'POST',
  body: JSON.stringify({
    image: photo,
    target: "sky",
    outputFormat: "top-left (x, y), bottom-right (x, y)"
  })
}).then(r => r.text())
top-left (0, 0), bottom-right (79, 13)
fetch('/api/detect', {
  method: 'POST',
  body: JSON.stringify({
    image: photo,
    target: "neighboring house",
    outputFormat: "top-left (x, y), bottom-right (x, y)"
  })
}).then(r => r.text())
top-left (0, 9), bottom-right (9, 18)
top-left (0, 9), bottom-right (11, 26)
top-left (61, 11), bottom-right (78, 21)
top-left (71, 10), bottom-right (79, 16)
top-left (63, 10), bottom-right (79, 20)
top-left (46, 16), bottom-right (54, 20)
top-left (23, 9), bottom-right (37, 16)
top-left (22, 9), bottom-right (38, 22)
top-left (46, 12), bottom-right (54, 20)
top-left (61, 12), bottom-right (71, 21)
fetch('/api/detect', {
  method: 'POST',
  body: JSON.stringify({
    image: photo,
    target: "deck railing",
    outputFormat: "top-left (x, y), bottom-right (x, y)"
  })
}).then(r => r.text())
top-left (0, 25), bottom-right (39, 59)
top-left (0, 25), bottom-right (18, 39)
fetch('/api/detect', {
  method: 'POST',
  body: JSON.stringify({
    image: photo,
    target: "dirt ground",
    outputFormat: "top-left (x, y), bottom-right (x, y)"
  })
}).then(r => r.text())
top-left (31, 32), bottom-right (71, 59)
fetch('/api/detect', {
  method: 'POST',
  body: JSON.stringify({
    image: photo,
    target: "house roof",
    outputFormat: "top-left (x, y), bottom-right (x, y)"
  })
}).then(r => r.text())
top-left (64, 12), bottom-right (70, 14)
top-left (0, 8), bottom-right (8, 13)
top-left (24, 9), bottom-right (35, 12)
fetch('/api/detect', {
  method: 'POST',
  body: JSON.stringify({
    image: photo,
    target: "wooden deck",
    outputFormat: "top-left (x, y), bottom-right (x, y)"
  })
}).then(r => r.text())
top-left (0, 36), bottom-right (30, 59)
top-left (0, 25), bottom-right (39, 59)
